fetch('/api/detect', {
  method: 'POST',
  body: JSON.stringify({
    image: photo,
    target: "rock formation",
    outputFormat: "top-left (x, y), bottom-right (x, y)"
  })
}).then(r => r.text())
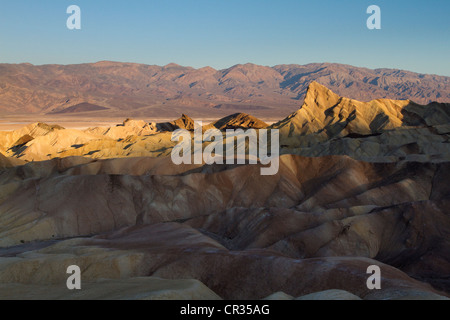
top-left (0, 82), bottom-right (449, 300)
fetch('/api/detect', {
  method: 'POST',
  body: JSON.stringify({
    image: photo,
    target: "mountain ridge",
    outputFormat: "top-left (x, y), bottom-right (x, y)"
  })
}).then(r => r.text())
top-left (0, 61), bottom-right (449, 118)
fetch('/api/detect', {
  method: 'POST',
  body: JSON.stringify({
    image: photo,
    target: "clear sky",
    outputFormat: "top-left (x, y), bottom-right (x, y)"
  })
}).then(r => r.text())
top-left (0, 0), bottom-right (449, 76)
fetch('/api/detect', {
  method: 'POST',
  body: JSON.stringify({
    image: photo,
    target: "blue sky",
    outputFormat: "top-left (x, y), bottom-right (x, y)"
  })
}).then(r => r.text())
top-left (0, 0), bottom-right (449, 75)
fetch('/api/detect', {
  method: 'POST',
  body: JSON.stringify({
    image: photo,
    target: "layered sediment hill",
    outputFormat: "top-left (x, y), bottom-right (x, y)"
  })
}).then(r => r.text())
top-left (0, 82), bottom-right (449, 300)
top-left (273, 82), bottom-right (450, 162)
top-left (208, 113), bottom-right (268, 130)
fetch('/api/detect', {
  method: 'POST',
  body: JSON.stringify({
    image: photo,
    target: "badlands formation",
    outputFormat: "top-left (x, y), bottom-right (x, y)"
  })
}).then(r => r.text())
top-left (0, 82), bottom-right (449, 300)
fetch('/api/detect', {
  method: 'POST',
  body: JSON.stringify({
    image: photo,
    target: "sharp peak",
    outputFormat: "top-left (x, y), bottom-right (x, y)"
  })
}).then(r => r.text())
top-left (176, 114), bottom-right (195, 123)
top-left (306, 81), bottom-right (336, 94)
top-left (301, 81), bottom-right (342, 108)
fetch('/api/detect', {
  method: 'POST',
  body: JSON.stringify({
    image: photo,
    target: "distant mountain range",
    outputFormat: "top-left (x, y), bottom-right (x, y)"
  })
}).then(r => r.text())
top-left (0, 61), bottom-right (449, 118)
